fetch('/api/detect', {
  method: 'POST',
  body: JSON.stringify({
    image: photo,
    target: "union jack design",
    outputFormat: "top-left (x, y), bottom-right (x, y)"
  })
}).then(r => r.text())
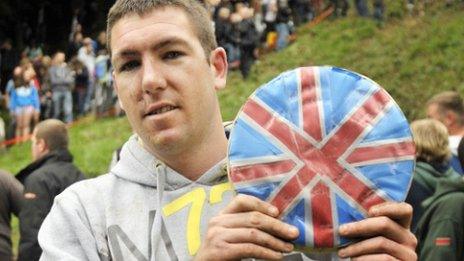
top-left (228, 66), bottom-right (415, 249)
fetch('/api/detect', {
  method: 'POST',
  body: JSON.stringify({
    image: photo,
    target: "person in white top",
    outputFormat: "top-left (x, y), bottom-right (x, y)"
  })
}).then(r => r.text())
top-left (427, 91), bottom-right (464, 173)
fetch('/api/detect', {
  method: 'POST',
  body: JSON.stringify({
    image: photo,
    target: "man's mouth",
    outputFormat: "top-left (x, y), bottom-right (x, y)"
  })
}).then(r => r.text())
top-left (146, 105), bottom-right (177, 116)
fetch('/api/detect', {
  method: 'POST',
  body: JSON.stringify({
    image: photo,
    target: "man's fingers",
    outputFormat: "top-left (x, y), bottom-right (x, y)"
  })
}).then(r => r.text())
top-left (225, 228), bottom-right (294, 253)
top-left (338, 236), bottom-right (417, 261)
top-left (339, 216), bottom-right (416, 247)
top-left (228, 243), bottom-right (284, 260)
top-left (368, 202), bottom-right (413, 229)
top-left (219, 194), bottom-right (279, 217)
top-left (209, 211), bottom-right (299, 241)
top-left (351, 254), bottom-right (400, 261)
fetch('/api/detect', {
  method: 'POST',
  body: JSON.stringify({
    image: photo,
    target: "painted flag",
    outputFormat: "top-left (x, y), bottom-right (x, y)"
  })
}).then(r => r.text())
top-left (228, 66), bottom-right (415, 250)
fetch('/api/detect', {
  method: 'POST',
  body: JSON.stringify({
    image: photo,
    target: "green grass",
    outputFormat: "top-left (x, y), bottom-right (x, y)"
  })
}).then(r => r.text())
top-left (2, 1), bottom-right (464, 255)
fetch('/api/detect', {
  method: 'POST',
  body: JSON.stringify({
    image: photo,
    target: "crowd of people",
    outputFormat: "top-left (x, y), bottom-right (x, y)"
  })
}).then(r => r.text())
top-left (0, 0), bottom-right (401, 147)
top-left (1, 0), bottom-right (464, 261)
top-left (0, 30), bottom-right (115, 146)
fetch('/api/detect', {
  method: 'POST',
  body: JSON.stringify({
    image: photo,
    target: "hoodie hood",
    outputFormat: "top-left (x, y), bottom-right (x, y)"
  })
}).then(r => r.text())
top-left (422, 176), bottom-right (464, 208)
top-left (110, 135), bottom-right (228, 190)
top-left (414, 161), bottom-right (459, 193)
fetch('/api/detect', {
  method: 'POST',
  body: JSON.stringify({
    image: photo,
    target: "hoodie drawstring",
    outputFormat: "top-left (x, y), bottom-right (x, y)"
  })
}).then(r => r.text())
top-left (152, 161), bottom-right (166, 260)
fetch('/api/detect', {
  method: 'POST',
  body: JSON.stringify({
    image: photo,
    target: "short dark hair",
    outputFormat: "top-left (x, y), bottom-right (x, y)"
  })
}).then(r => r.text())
top-left (106, 0), bottom-right (217, 57)
top-left (427, 91), bottom-right (464, 125)
top-left (34, 119), bottom-right (68, 151)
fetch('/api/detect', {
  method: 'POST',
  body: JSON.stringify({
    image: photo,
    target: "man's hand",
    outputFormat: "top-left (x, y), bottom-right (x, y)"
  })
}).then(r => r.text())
top-left (194, 194), bottom-right (299, 261)
top-left (337, 202), bottom-right (418, 261)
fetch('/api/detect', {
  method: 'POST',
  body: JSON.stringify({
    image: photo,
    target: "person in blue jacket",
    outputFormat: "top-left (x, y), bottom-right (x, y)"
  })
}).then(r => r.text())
top-left (8, 68), bottom-right (40, 140)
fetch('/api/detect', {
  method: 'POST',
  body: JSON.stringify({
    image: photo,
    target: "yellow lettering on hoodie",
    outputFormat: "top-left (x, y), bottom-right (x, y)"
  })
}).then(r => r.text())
top-left (163, 188), bottom-right (206, 255)
top-left (210, 182), bottom-right (233, 204)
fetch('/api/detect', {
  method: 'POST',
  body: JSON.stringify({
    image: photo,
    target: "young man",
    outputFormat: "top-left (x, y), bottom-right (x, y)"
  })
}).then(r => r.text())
top-left (427, 91), bottom-right (464, 174)
top-left (38, 1), bottom-right (417, 260)
top-left (16, 119), bottom-right (85, 261)
top-left (49, 52), bottom-right (75, 123)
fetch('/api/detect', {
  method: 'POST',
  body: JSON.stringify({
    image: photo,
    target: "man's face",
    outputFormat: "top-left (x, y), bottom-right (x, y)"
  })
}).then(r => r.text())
top-left (55, 53), bottom-right (65, 64)
top-left (111, 7), bottom-right (225, 155)
top-left (31, 131), bottom-right (45, 161)
top-left (426, 103), bottom-right (450, 128)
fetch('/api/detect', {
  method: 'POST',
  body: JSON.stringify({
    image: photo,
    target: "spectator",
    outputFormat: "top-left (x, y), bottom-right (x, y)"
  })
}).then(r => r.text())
top-left (289, 0), bottom-right (313, 26)
top-left (0, 39), bottom-right (19, 94)
top-left (38, 1), bottom-right (416, 260)
top-left (405, 119), bottom-right (460, 231)
top-left (36, 56), bottom-right (53, 120)
top-left (8, 69), bottom-right (40, 139)
top-left (427, 91), bottom-right (464, 174)
top-left (4, 67), bottom-right (23, 108)
top-left (262, 0), bottom-right (278, 44)
top-left (66, 32), bottom-right (83, 61)
top-left (275, 1), bottom-right (292, 51)
top-left (94, 49), bottom-right (112, 116)
top-left (78, 37), bottom-right (96, 114)
top-left (49, 52), bottom-right (74, 123)
top-left (414, 176), bottom-right (464, 260)
top-left (238, 7), bottom-right (259, 78)
top-left (24, 40), bottom-right (43, 61)
top-left (3, 66), bottom-right (22, 141)
top-left (70, 57), bottom-right (89, 117)
top-left (0, 170), bottom-right (23, 261)
top-left (16, 119), bottom-right (85, 261)
top-left (355, 0), bottom-right (369, 17)
top-left (330, 0), bottom-right (349, 17)
top-left (214, 7), bottom-right (234, 61)
top-left (373, 0), bottom-right (385, 24)
top-left (95, 31), bottom-right (108, 54)
top-left (20, 59), bottom-right (41, 125)
top-left (229, 12), bottom-right (243, 68)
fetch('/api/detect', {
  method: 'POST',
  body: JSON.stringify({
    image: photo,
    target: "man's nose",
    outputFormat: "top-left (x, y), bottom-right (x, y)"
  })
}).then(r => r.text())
top-left (141, 57), bottom-right (167, 94)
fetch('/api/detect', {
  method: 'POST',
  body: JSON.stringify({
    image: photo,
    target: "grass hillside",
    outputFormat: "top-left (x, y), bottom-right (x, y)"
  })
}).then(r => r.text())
top-left (3, 2), bottom-right (464, 177)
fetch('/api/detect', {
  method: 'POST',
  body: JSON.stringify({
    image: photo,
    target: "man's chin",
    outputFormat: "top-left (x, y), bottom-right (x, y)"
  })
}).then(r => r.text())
top-left (147, 131), bottom-right (186, 153)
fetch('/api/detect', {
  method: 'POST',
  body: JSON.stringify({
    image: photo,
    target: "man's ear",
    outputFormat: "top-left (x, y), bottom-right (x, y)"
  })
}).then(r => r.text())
top-left (112, 71), bottom-right (125, 111)
top-left (209, 47), bottom-right (228, 91)
top-left (38, 138), bottom-right (48, 154)
top-left (445, 110), bottom-right (457, 126)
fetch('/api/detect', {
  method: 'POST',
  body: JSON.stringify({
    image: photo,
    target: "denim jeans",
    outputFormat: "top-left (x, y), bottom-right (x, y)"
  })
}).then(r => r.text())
top-left (224, 43), bottom-right (241, 63)
top-left (53, 89), bottom-right (73, 123)
top-left (276, 23), bottom-right (290, 51)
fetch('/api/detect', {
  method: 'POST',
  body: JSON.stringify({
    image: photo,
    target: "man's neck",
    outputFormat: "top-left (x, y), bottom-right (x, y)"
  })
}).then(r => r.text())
top-left (143, 127), bottom-right (229, 181)
top-left (448, 125), bottom-right (464, 136)
top-left (171, 135), bottom-right (228, 181)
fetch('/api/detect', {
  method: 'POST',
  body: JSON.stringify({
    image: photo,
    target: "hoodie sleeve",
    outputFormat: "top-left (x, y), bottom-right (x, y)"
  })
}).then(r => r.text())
top-left (38, 189), bottom-right (105, 261)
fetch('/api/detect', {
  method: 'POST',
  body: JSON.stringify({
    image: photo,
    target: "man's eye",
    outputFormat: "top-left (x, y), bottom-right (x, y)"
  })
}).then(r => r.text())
top-left (119, 61), bottom-right (140, 72)
top-left (163, 51), bottom-right (183, 60)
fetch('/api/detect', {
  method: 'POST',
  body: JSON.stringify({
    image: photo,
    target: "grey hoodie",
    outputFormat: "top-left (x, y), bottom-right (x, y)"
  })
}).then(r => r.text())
top-left (38, 135), bottom-right (342, 260)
